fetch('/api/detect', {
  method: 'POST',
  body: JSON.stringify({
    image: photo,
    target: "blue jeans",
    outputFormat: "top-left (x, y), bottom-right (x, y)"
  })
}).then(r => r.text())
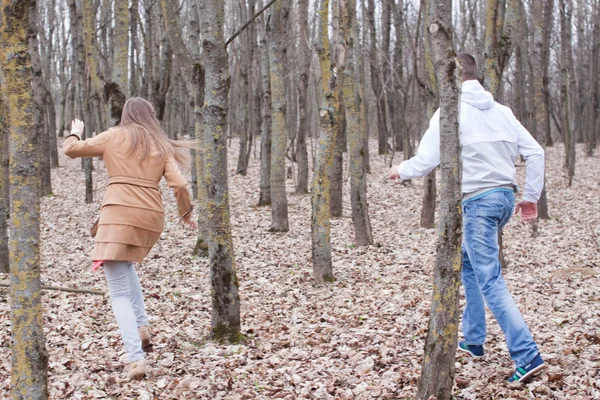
top-left (461, 190), bottom-right (538, 368)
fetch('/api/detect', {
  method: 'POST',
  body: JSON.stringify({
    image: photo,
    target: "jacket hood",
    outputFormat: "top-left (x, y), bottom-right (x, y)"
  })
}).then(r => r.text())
top-left (461, 80), bottom-right (495, 110)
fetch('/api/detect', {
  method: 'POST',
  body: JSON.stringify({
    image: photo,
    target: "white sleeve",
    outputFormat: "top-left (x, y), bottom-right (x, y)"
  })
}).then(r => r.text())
top-left (515, 118), bottom-right (545, 202)
top-left (398, 110), bottom-right (441, 180)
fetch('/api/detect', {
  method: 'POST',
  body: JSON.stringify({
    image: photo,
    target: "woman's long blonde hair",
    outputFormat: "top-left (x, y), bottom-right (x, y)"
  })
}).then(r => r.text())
top-left (119, 97), bottom-right (194, 167)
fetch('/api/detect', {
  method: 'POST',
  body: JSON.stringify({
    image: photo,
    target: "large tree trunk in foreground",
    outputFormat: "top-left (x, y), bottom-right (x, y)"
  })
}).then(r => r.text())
top-left (267, 0), bottom-right (290, 232)
top-left (1, 0), bottom-right (49, 397)
top-left (199, 0), bottom-right (242, 343)
top-left (417, 0), bottom-right (462, 398)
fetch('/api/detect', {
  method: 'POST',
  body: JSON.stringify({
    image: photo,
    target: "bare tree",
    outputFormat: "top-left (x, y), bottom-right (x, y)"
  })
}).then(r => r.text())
top-left (417, 0), bottom-right (462, 396)
top-left (198, 0), bottom-right (242, 343)
top-left (1, 0), bottom-right (49, 396)
top-left (559, 0), bottom-right (575, 186)
top-left (258, 0), bottom-right (273, 206)
top-left (267, 0), bottom-right (290, 232)
top-left (312, 0), bottom-right (350, 282)
top-left (346, 0), bottom-right (373, 246)
top-left (0, 95), bottom-right (7, 274)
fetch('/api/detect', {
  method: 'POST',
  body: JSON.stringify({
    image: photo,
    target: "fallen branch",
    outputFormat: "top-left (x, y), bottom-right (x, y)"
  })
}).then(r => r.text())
top-left (0, 283), bottom-right (105, 296)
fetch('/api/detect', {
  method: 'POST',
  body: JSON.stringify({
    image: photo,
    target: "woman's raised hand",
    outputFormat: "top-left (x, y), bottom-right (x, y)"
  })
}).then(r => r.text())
top-left (71, 119), bottom-right (85, 136)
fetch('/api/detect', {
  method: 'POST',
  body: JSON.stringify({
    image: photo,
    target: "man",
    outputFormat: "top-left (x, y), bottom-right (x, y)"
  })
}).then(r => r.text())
top-left (389, 53), bottom-right (545, 383)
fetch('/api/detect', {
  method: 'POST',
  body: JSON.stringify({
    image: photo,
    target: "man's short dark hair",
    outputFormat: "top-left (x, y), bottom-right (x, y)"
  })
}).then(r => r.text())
top-left (458, 52), bottom-right (477, 81)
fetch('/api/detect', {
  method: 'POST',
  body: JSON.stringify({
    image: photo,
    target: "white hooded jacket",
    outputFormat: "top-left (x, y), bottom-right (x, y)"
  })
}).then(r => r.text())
top-left (398, 80), bottom-right (545, 202)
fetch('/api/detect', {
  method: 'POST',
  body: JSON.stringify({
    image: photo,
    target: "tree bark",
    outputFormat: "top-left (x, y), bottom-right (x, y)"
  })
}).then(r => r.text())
top-left (198, 0), bottom-right (242, 343)
top-left (417, 1), bottom-right (462, 398)
top-left (129, 0), bottom-right (139, 96)
top-left (258, 3), bottom-right (273, 206)
top-left (267, 0), bottom-right (290, 232)
top-left (420, 0), bottom-right (438, 230)
top-left (312, 0), bottom-right (349, 283)
top-left (108, 0), bottom-right (129, 125)
top-left (559, 0), bottom-right (575, 186)
top-left (0, 96), bottom-right (8, 274)
top-left (75, 0), bottom-right (94, 204)
top-left (1, 0), bottom-right (49, 396)
top-left (345, 0), bottom-right (373, 247)
top-left (296, 0), bottom-right (310, 194)
top-left (531, 0), bottom-right (552, 219)
top-left (366, 0), bottom-right (389, 155)
top-left (29, 1), bottom-right (52, 196)
top-left (592, 0), bottom-right (600, 156)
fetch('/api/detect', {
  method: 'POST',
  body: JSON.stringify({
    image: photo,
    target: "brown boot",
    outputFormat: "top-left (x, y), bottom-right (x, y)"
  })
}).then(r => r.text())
top-left (128, 360), bottom-right (147, 380)
top-left (138, 326), bottom-right (151, 350)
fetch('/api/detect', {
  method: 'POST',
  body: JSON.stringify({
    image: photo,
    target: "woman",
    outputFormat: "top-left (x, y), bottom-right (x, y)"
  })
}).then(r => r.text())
top-left (64, 98), bottom-right (197, 380)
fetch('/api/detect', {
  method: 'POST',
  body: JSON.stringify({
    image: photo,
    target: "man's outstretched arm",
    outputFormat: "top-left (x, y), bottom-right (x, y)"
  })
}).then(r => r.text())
top-left (390, 110), bottom-right (441, 180)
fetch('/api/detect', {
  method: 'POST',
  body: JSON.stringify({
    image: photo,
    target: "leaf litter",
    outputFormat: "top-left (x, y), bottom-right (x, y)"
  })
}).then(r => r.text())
top-left (0, 141), bottom-right (599, 399)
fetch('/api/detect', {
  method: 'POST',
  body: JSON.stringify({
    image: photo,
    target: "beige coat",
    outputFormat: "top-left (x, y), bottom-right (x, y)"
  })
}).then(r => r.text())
top-left (64, 128), bottom-right (192, 263)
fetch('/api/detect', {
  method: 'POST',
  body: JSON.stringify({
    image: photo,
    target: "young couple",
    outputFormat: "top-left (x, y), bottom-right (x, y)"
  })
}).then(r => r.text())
top-left (65, 53), bottom-right (545, 384)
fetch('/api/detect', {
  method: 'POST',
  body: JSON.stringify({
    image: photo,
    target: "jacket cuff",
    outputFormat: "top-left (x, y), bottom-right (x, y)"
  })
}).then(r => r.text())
top-left (66, 133), bottom-right (81, 140)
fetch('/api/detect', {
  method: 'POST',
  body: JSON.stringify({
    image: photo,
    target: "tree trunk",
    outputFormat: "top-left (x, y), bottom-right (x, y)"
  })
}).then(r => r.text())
top-left (258, 1), bottom-right (272, 206)
top-left (420, 170), bottom-right (437, 228)
top-left (312, 0), bottom-right (349, 283)
top-left (329, 99), bottom-right (345, 219)
top-left (590, 0), bottom-right (599, 156)
top-left (296, 0), bottom-right (310, 194)
top-left (532, 0), bottom-right (552, 219)
top-left (559, 0), bottom-right (575, 186)
top-left (420, 0), bottom-right (439, 229)
top-left (417, 1), bottom-right (462, 398)
top-left (29, 11), bottom-right (52, 196)
top-left (391, 0), bottom-right (406, 154)
top-left (345, 0), bottom-right (373, 247)
top-left (198, 0), bottom-right (242, 343)
top-left (108, 0), bottom-right (128, 125)
top-left (75, 0), bottom-right (94, 204)
top-left (366, 0), bottom-right (389, 155)
top-left (0, 97), bottom-right (8, 274)
top-left (267, 0), bottom-right (290, 232)
top-left (130, 0), bottom-right (139, 96)
top-left (1, 0), bottom-right (49, 396)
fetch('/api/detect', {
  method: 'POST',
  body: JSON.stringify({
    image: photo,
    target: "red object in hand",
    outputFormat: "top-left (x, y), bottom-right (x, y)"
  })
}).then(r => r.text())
top-left (515, 200), bottom-right (538, 222)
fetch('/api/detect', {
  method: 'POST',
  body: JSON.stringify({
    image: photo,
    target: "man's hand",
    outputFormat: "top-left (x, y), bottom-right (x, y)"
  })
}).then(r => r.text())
top-left (388, 166), bottom-right (401, 181)
top-left (515, 200), bottom-right (538, 222)
top-left (71, 119), bottom-right (85, 136)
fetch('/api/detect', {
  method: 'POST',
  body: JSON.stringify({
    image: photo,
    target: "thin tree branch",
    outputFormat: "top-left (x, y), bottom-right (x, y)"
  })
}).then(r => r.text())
top-left (225, 0), bottom-right (278, 47)
top-left (0, 283), bottom-right (105, 296)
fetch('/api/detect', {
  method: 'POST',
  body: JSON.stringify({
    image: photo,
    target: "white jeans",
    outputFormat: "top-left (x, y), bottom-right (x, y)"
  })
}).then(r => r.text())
top-left (103, 261), bottom-right (149, 362)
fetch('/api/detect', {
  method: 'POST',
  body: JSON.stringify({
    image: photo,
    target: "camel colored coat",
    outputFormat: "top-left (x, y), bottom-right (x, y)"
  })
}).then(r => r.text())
top-left (64, 128), bottom-right (192, 263)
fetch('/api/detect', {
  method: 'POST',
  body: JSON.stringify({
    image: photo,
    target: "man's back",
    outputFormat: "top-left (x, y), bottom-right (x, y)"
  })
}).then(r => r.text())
top-left (397, 79), bottom-right (544, 203)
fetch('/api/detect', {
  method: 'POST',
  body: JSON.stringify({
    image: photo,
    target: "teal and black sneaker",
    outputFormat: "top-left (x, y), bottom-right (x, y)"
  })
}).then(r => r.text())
top-left (458, 341), bottom-right (485, 358)
top-left (508, 354), bottom-right (545, 383)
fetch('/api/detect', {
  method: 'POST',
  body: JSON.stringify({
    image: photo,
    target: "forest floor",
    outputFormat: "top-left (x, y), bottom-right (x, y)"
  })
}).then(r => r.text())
top-left (1, 139), bottom-right (599, 400)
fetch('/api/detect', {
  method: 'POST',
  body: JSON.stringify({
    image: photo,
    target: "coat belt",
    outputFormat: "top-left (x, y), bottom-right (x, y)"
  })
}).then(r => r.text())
top-left (108, 176), bottom-right (160, 190)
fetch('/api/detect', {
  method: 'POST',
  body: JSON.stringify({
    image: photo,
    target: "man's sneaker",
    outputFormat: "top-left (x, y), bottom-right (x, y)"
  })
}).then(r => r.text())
top-left (458, 341), bottom-right (485, 358)
top-left (508, 354), bottom-right (545, 383)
